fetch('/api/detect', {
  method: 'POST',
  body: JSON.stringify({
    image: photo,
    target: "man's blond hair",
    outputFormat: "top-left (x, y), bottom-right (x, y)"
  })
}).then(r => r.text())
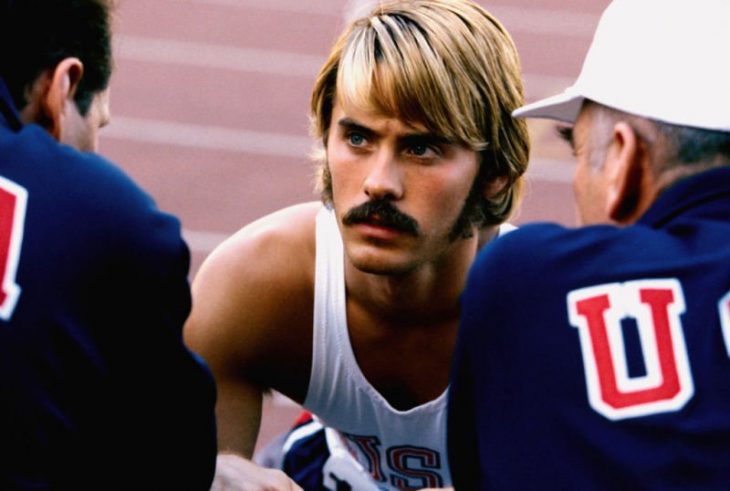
top-left (311, 0), bottom-right (530, 227)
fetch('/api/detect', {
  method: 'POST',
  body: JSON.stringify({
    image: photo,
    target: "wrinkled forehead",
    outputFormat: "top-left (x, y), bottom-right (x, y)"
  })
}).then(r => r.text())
top-left (330, 97), bottom-right (430, 137)
top-left (334, 70), bottom-right (431, 135)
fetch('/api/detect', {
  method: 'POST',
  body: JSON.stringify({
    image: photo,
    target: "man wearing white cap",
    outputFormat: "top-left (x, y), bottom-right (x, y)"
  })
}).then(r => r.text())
top-left (447, 0), bottom-right (730, 489)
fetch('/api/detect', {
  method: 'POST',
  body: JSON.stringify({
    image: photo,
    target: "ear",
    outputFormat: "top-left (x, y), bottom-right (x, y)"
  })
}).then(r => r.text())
top-left (481, 175), bottom-right (509, 200)
top-left (40, 57), bottom-right (84, 140)
top-left (604, 122), bottom-right (650, 224)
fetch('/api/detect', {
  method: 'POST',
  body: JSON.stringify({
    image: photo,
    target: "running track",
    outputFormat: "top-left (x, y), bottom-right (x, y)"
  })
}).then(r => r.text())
top-left (101, 0), bottom-right (611, 455)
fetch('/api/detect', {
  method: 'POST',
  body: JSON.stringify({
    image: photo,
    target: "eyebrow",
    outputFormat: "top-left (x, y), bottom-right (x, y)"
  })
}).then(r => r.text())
top-left (401, 133), bottom-right (451, 147)
top-left (556, 125), bottom-right (574, 149)
top-left (337, 118), bottom-right (376, 138)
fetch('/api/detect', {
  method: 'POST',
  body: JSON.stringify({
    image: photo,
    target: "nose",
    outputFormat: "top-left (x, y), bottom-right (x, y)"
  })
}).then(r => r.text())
top-left (363, 150), bottom-right (403, 201)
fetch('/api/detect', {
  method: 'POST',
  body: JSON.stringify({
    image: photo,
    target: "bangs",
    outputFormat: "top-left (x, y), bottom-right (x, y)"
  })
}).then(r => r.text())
top-left (336, 12), bottom-right (487, 151)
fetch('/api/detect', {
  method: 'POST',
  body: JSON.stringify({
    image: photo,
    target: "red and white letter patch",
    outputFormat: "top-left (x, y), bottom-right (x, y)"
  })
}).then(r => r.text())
top-left (0, 176), bottom-right (27, 321)
top-left (568, 279), bottom-right (693, 420)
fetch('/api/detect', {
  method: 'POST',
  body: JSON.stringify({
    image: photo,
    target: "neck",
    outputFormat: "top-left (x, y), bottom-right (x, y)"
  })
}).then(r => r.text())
top-left (345, 224), bottom-right (500, 323)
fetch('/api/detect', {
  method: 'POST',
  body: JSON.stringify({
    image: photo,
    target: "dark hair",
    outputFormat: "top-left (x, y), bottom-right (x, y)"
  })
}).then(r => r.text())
top-left (653, 121), bottom-right (730, 166)
top-left (585, 100), bottom-right (730, 174)
top-left (0, 0), bottom-right (113, 115)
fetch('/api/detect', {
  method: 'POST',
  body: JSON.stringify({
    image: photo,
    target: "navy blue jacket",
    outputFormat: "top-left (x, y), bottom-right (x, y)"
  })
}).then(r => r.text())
top-left (0, 79), bottom-right (217, 489)
top-left (448, 166), bottom-right (730, 490)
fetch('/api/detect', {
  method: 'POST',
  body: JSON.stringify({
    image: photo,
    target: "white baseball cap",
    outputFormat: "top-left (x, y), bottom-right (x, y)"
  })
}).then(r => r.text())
top-left (512, 0), bottom-right (730, 132)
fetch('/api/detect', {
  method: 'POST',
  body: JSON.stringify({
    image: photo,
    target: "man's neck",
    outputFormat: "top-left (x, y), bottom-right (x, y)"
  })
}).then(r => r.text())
top-left (344, 229), bottom-right (491, 324)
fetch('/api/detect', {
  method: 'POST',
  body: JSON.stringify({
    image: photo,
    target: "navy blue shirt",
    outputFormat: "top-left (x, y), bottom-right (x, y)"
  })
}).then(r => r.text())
top-left (448, 167), bottom-right (730, 490)
top-left (0, 79), bottom-right (217, 489)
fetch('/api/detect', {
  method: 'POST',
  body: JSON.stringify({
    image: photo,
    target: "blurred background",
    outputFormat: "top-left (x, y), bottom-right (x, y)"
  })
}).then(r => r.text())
top-left (102, 0), bottom-right (611, 455)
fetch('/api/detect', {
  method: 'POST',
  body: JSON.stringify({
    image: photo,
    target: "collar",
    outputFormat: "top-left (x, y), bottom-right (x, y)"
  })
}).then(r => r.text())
top-left (0, 76), bottom-right (22, 132)
top-left (639, 166), bottom-right (730, 228)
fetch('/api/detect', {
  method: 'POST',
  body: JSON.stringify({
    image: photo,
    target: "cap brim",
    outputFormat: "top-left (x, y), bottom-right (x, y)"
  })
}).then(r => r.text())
top-left (512, 91), bottom-right (585, 124)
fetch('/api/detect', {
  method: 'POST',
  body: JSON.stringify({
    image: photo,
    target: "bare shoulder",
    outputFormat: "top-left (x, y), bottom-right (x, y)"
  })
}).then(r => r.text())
top-left (213, 201), bottom-right (320, 276)
top-left (185, 201), bottom-right (321, 395)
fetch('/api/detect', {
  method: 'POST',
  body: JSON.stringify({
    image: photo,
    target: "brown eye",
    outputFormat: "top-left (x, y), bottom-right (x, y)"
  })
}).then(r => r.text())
top-left (410, 143), bottom-right (429, 156)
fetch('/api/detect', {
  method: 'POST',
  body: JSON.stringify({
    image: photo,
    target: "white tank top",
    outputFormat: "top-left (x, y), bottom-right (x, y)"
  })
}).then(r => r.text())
top-left (303, 206), bottom-right (513, 489)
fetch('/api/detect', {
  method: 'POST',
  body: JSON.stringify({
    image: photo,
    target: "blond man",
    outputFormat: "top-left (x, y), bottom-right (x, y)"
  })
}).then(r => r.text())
top-left (184, 1), bottom-right (529, 489)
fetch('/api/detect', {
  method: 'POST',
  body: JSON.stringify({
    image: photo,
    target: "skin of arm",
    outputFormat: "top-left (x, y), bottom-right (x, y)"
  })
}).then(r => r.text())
top-left (184, 202), bottom-right (319, 489)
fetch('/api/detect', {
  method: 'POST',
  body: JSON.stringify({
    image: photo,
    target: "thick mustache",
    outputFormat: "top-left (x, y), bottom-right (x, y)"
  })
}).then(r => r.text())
top-left (342, 200), bottom-right (419, 236)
